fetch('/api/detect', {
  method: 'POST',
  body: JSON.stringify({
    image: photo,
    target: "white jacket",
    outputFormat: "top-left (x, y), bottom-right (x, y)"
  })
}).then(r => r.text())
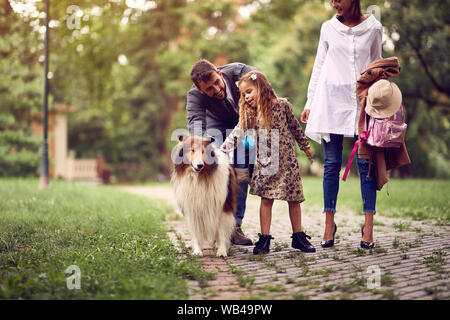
top-left (305, 14), bottom-right (382, 144)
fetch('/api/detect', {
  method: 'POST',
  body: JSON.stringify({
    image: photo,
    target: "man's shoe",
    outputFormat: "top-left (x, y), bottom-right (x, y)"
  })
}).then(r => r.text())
top-left (291, 231), bottom-right (316, 253)
top-left (253, 233), bottom-right (274, 255)
top-left (231, 227), bottom-right (253, 245)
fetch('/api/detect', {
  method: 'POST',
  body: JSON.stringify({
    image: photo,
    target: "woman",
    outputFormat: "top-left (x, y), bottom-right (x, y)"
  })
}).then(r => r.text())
top-left (301, 0), bottom-right (383, 249)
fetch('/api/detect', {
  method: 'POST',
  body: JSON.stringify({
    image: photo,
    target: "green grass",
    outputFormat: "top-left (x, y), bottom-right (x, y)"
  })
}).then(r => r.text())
top-left (300, 177), bottom-right (450, 224)
top-left (424, 249), bottom-right (447, 273)
top-left (0, 178), bottom-right (209, 299)
top-left (229, 265), bottom-right (255, 289)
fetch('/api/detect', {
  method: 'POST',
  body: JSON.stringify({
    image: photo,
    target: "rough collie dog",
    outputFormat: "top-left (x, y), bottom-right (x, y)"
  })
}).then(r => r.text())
top-left (171, 135), bottom-right (237, 257)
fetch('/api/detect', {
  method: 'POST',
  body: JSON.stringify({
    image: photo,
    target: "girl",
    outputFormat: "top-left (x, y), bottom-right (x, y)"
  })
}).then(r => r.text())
top-left (220, 71), bottom-right (315, 254)
top-left (300, 0), bottom-right (383, 249)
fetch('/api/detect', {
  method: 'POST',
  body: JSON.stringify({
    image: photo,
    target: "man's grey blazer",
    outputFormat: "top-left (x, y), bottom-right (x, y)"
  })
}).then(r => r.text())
top-left (186, 62), bottom-right (256, 142)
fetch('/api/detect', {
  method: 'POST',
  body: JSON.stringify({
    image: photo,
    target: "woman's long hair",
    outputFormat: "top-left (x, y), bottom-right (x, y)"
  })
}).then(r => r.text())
top-left (337, 0), bottom-right (363, 21)
top-left (237, 71), bottom-right (277, 131)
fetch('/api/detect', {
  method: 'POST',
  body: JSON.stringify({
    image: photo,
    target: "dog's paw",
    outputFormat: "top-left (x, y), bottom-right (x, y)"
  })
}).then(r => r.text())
top-left (216, 248), bottom-right (227, 257)
top-left (192, 249), bottom-right (203, 256)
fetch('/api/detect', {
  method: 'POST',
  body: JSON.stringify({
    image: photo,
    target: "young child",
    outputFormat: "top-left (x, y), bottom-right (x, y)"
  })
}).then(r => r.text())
top-left (220, 71), bottom-right (316, 254)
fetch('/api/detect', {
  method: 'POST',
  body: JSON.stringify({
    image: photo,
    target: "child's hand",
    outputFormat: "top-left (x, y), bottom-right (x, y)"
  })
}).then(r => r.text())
top-left (300, 109), bottom-right (310, 124)
top-left (304, 148), bottom-right (313, 164)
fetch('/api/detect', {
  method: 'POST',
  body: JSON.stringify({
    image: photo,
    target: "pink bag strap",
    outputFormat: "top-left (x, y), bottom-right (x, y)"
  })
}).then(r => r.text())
top-left (342, 131), bottom-right (368, 181)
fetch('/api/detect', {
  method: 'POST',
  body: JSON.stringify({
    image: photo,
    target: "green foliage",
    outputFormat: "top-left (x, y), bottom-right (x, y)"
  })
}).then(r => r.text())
top-left (0, 1), bottom-right (43, 177)
top-left (45, 0), bottom-right (246, 181)
top-left (0, 131), bottom-right (41, 176)
top-left (3, 0), bottom-right (449, 179)
top-left (380, 0), bottom-right (450, 177)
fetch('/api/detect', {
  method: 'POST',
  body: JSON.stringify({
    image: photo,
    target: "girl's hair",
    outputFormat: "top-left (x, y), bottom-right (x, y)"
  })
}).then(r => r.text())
top-left (238, 70), bottom-right (277, 130)
top-left (337, 0), bottom-right (363, 21)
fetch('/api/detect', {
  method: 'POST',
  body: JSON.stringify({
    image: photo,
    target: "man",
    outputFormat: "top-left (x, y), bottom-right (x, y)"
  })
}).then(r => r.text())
top-left (186, 59), bottom-right (255, 245)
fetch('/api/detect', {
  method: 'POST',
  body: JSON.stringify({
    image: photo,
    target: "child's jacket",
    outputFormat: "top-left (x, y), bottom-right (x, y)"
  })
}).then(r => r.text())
top-left (356, 57), bottom-right (411, 190)
top-left (222, 99), bottom-right (310, 202)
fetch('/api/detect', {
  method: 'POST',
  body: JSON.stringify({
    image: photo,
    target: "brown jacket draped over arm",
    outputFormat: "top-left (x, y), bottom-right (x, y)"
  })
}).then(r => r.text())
top-left (356, 57), bottom-right (411, 190)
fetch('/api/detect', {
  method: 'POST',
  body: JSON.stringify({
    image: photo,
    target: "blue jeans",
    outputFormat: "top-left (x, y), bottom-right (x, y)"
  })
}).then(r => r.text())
top-left (235, 179), bottom-right (248, 227)
top-left (233, 147), bottom-right (253, 227)
top-left (213, 137), bottom-right (251, 227)
top-left (323, 134), bottom-right (377, 214)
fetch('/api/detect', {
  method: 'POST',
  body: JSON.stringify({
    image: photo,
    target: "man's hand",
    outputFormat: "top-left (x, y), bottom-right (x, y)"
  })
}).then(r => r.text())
top-left (300, 109), bottom-right (310, 124)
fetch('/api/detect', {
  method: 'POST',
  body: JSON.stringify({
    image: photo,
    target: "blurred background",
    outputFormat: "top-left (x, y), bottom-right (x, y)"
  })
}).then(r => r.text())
top-left (0, 0), bottom-right (449, 183)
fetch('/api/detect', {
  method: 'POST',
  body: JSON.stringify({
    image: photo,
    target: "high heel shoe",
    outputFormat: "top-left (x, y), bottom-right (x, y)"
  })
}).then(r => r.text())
top-left (361, 225), bottom-right (375, 249)
top-left (321, 223), bottom-right (337, 248)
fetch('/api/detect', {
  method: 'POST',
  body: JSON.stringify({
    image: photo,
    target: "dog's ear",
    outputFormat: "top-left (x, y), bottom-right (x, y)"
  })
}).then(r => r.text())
top-left (204, 136), bottom-right (215, 145)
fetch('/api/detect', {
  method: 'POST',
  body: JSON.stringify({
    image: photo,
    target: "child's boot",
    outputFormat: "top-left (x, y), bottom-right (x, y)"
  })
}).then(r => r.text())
top-left (253, 233), bottom-right (274, 255)
top-left (291, 232), bottom-right (316, 253)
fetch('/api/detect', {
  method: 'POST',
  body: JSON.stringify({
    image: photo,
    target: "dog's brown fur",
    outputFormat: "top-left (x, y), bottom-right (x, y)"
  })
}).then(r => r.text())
top-left (224, 165), bottom-right (237, 214)
top-left (174, 136), bottom-right (218, 178)
top-left (174, 135), bottom-right (237, 215)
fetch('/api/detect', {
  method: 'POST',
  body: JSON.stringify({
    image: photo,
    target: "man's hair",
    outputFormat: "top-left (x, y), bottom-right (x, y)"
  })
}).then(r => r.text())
top-left (190, 59), bottom-right (218, 87)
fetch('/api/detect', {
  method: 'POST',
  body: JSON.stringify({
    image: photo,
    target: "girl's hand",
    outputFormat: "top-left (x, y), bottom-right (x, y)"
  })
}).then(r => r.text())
top-left (300, 109), bottom-right (310, 124)
top-left (304, 148), bottom-right (313, 162)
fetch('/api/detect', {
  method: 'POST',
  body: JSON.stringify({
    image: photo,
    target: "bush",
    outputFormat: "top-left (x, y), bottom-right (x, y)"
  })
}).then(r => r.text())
top-left (0, 131), bottom-right (41, 177)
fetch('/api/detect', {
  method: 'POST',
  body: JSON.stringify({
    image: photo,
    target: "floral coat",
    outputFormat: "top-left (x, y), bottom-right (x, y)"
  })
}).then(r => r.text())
top-left (221, 98), bottom-right (310, 202)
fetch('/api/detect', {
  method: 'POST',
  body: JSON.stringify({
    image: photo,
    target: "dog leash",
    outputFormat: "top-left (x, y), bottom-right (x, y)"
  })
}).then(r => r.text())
top-left (342, 131), bottom-right (368, 181)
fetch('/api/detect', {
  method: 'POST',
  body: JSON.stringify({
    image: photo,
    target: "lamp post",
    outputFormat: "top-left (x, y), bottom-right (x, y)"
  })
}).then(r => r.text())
top-left (39, 0), bottom-right (50, 190)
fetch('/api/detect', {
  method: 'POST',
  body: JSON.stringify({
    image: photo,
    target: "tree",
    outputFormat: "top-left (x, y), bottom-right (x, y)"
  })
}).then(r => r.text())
top-left (45, 0), bottom-right (249, 181)
top-left (381, 0), bottom-right (450, 177)
top-left (123, 0), bottom-right (250, 178)
top-left (0, 0), bottom-right (42, 176)
top-left (5, 0), bottom-right (447, 180)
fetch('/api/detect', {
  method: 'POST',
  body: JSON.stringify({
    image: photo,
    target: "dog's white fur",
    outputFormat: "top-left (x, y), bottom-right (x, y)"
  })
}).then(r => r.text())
top-left (171, 150), bottom-right (236, 257)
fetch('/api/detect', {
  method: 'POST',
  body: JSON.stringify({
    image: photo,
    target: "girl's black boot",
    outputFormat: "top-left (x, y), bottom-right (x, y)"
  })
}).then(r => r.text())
top-left (253, 233), bottom-right (274, 255)
top-left (292, 231), bottom-right (316, 253)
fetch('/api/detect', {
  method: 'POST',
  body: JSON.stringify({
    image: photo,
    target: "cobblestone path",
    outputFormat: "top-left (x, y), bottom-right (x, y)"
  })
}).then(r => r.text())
top-left (120, 185), bottom-right (449, 300)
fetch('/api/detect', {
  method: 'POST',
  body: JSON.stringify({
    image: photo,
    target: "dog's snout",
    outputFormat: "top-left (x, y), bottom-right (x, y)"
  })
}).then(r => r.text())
top-left (195, 164), bottom-right (204, 171)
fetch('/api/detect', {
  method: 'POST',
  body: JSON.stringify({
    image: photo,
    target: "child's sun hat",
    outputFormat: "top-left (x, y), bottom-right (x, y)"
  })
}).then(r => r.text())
top-left (365, 79), bottom-right (402, 119)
